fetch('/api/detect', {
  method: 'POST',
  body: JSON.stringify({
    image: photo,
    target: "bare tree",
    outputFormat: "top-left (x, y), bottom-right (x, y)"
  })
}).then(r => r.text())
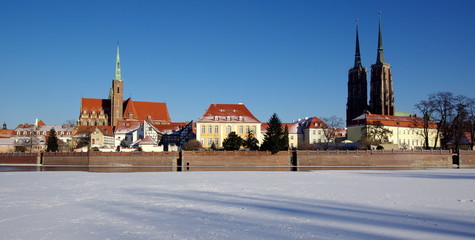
top-left (321, 116), bottom-right (343, 149)
top-left (428, 92), bottom-right (456, 149)
top-left (361, 121), bottom-right (393, 148)
top-left (414, 100), bottom-right (433, 149)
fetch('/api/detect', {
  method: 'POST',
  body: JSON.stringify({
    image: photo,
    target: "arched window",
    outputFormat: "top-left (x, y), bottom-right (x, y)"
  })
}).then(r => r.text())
top-left (226, 126), bottom-right (231, 134)
top-left (208, 126), bottom-right (212, 134)
top-left (246, 126), bottom-right (250, 134)
top-left (239, 126), bottom-right (243, 134)
top-left (214, 126), bottom-right (218, 133)
top-left (201, 125), bottom-right (206, 134)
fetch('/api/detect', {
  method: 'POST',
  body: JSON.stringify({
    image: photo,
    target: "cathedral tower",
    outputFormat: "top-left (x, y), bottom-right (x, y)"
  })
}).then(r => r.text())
top-left (346, 21), bottom-right (368, 126)
top-left (369, 13), bottom-right (394, 115)
top-left (110, 45), bottom-right (124, 126)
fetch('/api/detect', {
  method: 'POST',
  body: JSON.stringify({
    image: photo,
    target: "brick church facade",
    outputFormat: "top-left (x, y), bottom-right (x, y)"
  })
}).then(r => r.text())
top-left (346, 15), bottom-right (395, 126)
top-left (78, 46), bottom-right (171, 127)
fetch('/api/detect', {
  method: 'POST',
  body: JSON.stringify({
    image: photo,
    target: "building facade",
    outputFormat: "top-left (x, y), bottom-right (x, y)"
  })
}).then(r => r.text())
top-left (78, 46), bottom-right (171, 127)
top-left (196, 103), bottom-right (261, 148)
top-left (347, 113), bottom-right (440, 149)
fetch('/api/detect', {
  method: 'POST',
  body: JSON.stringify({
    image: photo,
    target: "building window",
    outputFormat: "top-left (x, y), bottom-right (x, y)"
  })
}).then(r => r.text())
top-left (290, 135), bottom-right (294, 140)
top-left (246, 126), bottom-right (250, 134)
top-left (201, 138), bottom-right (204, 145)
top-left (239, 126), bottom-right (243, 134)
top-left (208, 138), bottom-right (212, 146)
top-left (313, 130), bottom-right (316, 135)
top-left (253, 126), bottom-right (256, 134)
top-left (208, 126), bottom-right (212, 134)
top-left (215, 138), bottom-right (219, 144)
top-left (226, 125), bottom-right (231, 134)
top-left (214, 126), bottom-right (219, 133)
top-left (201, 126), bottom-right (206, 134)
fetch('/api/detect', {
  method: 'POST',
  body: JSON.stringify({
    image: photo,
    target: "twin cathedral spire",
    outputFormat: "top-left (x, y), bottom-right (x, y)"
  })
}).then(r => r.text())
top-left (347, 14), bottom-right (394, 126)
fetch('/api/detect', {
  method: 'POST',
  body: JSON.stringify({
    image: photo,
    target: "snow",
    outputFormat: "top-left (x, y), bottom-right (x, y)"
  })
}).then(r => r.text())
top-left (1, 169), bottom-right (475, 239)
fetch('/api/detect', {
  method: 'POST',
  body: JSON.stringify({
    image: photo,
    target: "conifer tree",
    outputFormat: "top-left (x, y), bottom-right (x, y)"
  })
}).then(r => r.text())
top-left (222, 132), bottom-right (243, 151)
top-left (261, 113), bottom-right (287, 154)
top-left (46, 128), bottom-right (59, 152)
top-left (243, 130), bottom-right (259, 150)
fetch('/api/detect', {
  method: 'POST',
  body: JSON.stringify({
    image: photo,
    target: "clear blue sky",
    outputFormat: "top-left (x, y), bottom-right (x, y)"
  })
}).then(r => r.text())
top-left (1, 0), bottom-right (474, 128)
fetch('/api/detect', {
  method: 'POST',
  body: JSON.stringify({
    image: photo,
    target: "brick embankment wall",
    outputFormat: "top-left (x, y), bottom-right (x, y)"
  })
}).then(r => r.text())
top-left (43, 152), bottom-right (179, 168)
top-left (88, 152), bottom-right (178, 167)
top-left (43, 152), bottom-right (89, 165)
top-left (0, 153), bottom-right (38, 164)
top-left (297, 150), bottom-right (453, 167)
top-left (459, 150), bottom-right (475, 167)
top-left (181, 151), bottom-right (291, 170)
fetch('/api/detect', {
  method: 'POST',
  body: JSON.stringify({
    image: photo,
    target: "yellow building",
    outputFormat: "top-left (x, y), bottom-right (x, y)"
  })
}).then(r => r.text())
top-left (347, 113), bottom-right (440, 149)
top-left (196, 103), bottom-right (261, 148)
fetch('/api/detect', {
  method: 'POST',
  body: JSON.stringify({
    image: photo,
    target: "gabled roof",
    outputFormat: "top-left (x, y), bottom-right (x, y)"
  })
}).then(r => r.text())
top-left (123, 98), bottom-right (171, 122)
top-left (197, 103), bottom-right (260, 123)
top-left (74, 126), bottom-right (114, 136)
top-left (261, 123), bottom-right (301, 134)
top-left (295, 117), bottom-right (327, 129)
top-left (81, 98), bottom-right (111, 113)
top-left (351, 113), bottom-right (437, 129)
top-left (0, 129), bottom-right (14, 138)
top-left (115, 120), bottom-right (142, 134)
top-left (154, 122), bottom-right (189, 132)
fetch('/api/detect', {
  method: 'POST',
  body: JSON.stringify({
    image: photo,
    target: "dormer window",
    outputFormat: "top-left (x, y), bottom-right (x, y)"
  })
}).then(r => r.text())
top-left (214, 116), bottom-right (219, 121)
top-left (238, 116), bottom-right (243, 121)
top-left (226, 116), bottom-right (231, 121)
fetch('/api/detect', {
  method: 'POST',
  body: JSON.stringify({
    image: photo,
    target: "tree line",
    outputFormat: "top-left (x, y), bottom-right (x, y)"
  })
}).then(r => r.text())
top-left (415, 91), bottom-right (475, 151)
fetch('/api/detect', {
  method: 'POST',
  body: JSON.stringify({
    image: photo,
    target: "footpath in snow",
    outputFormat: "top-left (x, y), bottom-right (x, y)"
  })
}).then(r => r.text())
top-left (1, 169), bottom-right (475, 240)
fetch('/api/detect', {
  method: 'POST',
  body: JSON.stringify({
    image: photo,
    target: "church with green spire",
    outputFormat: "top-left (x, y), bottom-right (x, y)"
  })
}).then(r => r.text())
top-left (78, 46), bottom-right (171, 127)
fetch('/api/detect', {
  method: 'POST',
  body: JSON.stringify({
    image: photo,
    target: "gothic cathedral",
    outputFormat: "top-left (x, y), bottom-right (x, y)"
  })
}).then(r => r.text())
top-left (347, 15), bottom-right (395, 126)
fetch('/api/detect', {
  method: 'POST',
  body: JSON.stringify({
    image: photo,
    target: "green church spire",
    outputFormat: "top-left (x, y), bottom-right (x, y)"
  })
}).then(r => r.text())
top-left (114, 45), bottom-right (122, 81)
top-left (376, 12), bottom-right (385, 64)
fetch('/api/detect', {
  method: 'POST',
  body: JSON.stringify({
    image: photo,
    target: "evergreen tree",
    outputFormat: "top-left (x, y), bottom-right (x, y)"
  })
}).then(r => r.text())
top-left (222, 132), bottom-right (243, 151)
top-left (46, 128), bottom-right (59, 152)
top-left (243, 130), bottom-right (259, 150)
top-left (261, 113), bottom-right (287, 154)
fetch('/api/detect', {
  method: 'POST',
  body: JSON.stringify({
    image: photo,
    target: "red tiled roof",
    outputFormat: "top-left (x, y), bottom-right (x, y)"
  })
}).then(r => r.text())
top-left (37, 120), bottom-right (46, 126)
top-left (124, 98), bottom-right (171, 122)
top-left (198, 103), bottom-right (260, 123)
top-left (81, 98), bottom-right (111, 113)
top-left (352, 113), bottom-right (438, 129)
top-left (74, 126), bottom-right (114, 136)
top-left (115, 120), bottom-right (142, 132)
top-left (298, 117), bottom-right (327, 129)
top-left (154, 122), bottom-right (189, 132)
top-left (261, 123), bottom-right (300, 134)
top-left (0, 129), bottom-right (14, 138)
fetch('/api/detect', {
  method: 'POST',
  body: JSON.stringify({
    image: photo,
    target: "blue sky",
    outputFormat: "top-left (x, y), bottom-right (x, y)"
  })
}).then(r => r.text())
top-left (1, 0), bottom-right (474, 128)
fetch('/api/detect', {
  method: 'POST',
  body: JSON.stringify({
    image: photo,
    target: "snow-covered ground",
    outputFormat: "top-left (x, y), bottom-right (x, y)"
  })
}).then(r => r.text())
top-left (1, 169), bottom-right (475, 240)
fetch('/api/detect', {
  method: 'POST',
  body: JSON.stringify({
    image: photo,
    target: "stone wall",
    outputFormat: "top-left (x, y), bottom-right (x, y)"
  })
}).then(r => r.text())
top-left (42, 152), bottom-right (179, 168)
top-left (297, 150), bottom-right (453, 167)
top-left (459, 150), bottom-right (475, 167)
top-left (181, 151), bottom-right (291, 171)
top-left (0, 152), bottom-right (38, 164)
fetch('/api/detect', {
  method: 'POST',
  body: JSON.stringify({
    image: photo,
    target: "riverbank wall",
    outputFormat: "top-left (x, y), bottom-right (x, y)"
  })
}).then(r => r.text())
top-left (1, 150), bottom-right (472, 169)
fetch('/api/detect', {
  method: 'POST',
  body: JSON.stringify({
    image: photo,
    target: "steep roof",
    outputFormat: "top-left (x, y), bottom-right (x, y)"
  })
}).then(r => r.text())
top-left (154, 122), bottom-right (189, 133)
top-left (351, 113), bottom-right (437, 129)
top-left (80, 98), bottom-right (111, 113)
top-left (74, 126), bottom-right (114, 136)
top-left (123, 98), bottom-right (171, 122)
top-left (0, 129), bottom-right (14, 138)
top-left (197, 103), bottom-right (260, 123)
top-left (261, 123), bottom-right (301, 134)
top-left (115, 120), bottom-right (142, 134)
